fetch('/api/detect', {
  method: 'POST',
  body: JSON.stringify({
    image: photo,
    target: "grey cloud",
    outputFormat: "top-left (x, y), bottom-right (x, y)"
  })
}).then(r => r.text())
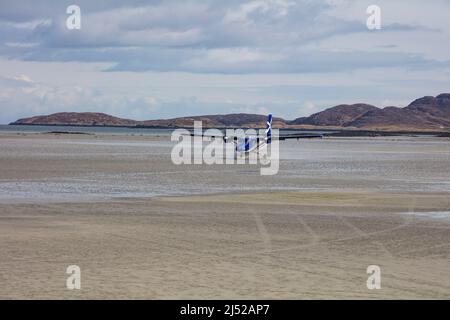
top-left (0, 0), bottom-right (448, 75)
top-left (17, 45), bottom-right (449, 74)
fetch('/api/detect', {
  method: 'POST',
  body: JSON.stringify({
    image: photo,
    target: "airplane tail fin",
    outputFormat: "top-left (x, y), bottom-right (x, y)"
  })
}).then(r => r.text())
top-left (265, 114), bottom-right (272, 144)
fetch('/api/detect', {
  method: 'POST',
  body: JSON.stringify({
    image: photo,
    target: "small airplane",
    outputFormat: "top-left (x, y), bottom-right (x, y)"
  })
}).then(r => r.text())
top-left (189, 114), bottom-right (323, 154)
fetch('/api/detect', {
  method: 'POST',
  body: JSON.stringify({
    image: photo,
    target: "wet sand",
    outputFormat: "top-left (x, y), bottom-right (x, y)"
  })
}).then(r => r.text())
top-left (0, 133), bottom-right (449, 299)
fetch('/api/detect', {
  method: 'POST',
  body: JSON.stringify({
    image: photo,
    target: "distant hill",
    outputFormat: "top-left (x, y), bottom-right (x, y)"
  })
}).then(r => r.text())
top-left (289, 104), bottom-right (378, 126)
top-left (12, 112), bottom-right (287, 129)
top-left (342, 94), bottom-right (450, 130)
top-left (10, 93), bottom-right (450, 131)
top-left (12, 112), bottom-right (138, 127)
top-left (141, 114), bottom-right (287, 128)
top-left (290, 93), bottom-right (450, 130)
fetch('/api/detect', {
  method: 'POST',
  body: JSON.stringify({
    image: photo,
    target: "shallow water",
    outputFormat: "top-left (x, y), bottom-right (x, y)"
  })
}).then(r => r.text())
top-left (0, 132), bottom-right (450, 201)
top-left (400, 211), bottom-right (450, 220)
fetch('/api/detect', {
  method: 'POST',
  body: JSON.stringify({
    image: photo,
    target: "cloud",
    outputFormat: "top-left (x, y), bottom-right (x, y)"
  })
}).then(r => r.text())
top-left (0, 1), bottom-right (450, 123)
top-left (1, 0), bottom-right (448, 74)
top-left (0, 74), bottom-right (35, 88)
top-left (223, 0), bottom-right (296, 24)
top-left (0, 75), bottom-right (160, 123)
top-left (12, 74), bottom-right (34, 83)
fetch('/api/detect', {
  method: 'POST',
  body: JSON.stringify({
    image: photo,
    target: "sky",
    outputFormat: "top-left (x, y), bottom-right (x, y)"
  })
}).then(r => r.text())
top-left (0, 0), bottom-right (450, 123)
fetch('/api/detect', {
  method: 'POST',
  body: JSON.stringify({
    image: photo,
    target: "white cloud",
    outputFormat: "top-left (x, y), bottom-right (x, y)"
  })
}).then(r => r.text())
top-left (12, 74), bottom-right (34, 83)
top-left (1, 18), bottom-right (51, 30)
top-left (224, 0), bottom-right (296, 24)
top-left (5, 42), bottom-right (39, 48)
top-left (0, 74), bottom-right (160, 123)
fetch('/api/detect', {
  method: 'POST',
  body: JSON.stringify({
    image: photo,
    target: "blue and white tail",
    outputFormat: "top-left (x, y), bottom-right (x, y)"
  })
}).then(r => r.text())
top-left (265, 114), bottom-right (272, 144)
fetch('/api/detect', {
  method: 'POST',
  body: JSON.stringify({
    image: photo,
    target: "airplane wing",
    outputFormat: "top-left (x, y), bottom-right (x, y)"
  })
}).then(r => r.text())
top-left (277, 133), bottom-right (323, 140)
top-left (185, 132), bottom-right (323, 140)
top-left (183, 114), bottom-right (324, 142)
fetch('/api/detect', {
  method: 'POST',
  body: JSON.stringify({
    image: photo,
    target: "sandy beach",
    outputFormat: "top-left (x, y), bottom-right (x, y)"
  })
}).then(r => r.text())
top-left (0, 133), bottom-right (449, 299)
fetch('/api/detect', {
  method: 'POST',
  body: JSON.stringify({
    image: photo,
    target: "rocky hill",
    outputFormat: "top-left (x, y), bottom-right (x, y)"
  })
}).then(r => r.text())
top-left (12, 112), bottom-right (138, 127)
top-left (141, 114), bottom-right (286, 128)
top-left (12, 112), bottom-right (286, 129)
top-left (10, 94), bottom-right (450, 131)
top-left (290, 104), bottom-right (378, 126)
top-left (342, 94), bottom-right (450, 129)
top-left (289, 93), bottom-right (450, 130)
